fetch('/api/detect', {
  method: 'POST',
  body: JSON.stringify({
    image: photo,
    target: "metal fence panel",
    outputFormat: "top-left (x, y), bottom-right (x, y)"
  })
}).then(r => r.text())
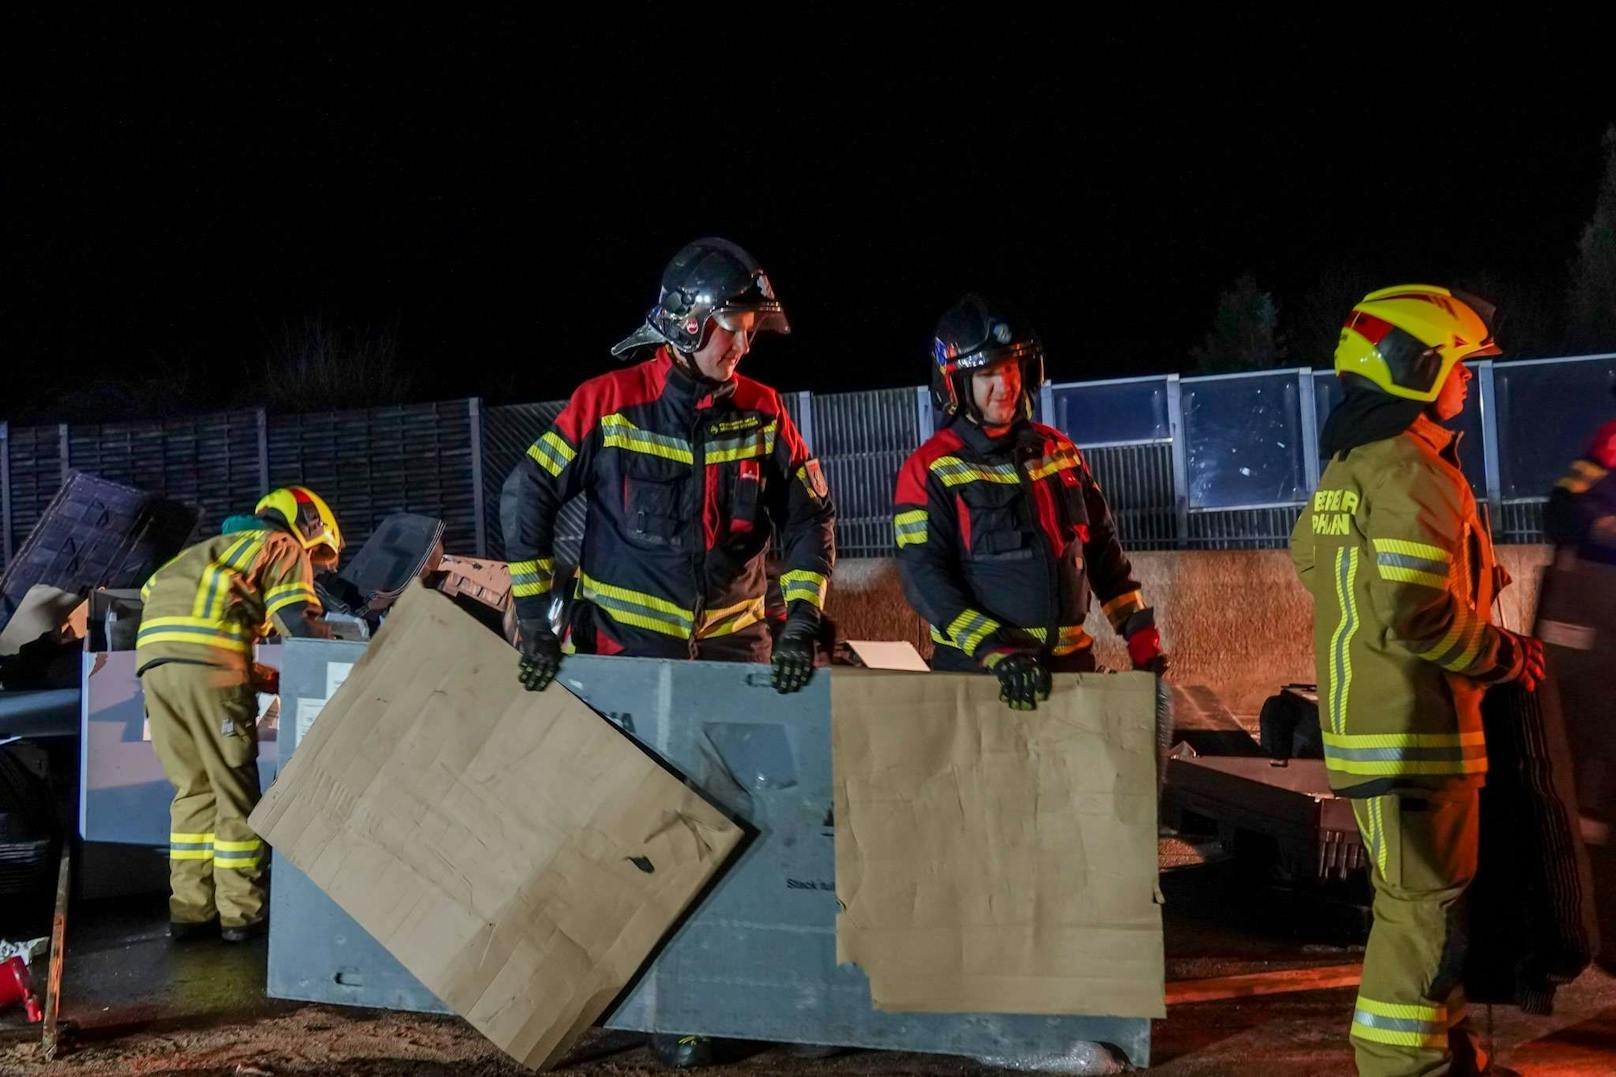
top-left (1048, 378), bottom-right (1172, 445)
top-left (1494, 355), bottom-right (1616, 500)
top-left (267, 401), bottom-right (479, 561)
top-left (1182, 372), bottom-right (1307, 510)
top-left (65, 410), bottom-right (262, 535)
top-left (479, 401), bottom-right (586, 564)
top-left (810, 388), bottom-right (923, 558)
top-left (3, 424), bottom-right (64, 568)
top-left (1083, 441), bottom-right (1176, 550)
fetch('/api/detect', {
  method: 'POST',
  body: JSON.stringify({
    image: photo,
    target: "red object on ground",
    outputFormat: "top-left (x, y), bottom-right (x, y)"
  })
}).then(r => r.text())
top-left (0, 955), bottom-right (43, 1022)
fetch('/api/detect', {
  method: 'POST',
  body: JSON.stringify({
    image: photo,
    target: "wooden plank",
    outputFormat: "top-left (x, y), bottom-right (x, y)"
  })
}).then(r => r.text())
top-left (1166, 962), bottom-right (1361, 1006)
top-left (39, 843), bottom-right (70, 1060)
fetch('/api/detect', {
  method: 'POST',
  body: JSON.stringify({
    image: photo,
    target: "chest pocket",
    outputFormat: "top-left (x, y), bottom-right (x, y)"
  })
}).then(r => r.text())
top-left (1053, 467), bottom-right (1090, 544)
top-left (622, 459), bottom-right (688, 550)
top-left (726, 458), bottom-right (763, 537)
top-left (961, 482), bottom-right (1034, 560)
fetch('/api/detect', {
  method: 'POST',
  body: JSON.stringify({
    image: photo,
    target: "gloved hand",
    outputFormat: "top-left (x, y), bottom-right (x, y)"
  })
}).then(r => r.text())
top-left (1127, 626), bottom-right (1169, 675)
top-left (987, 652), bottom-right (1051, 711)
top-left (517, 618), bottom-right (563, 692)
top-left (1510, 632), bottom-right (1546, 693)
top-left (771, 605), bottom-right (819, 694)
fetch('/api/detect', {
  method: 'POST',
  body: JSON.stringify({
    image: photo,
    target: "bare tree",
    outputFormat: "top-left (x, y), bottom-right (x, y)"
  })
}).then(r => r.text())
top-left (1191, 274), bottom-right (1288, 372)
top-left (256, 315), bottom-right (415, 411)
top-left (1568, 124), bottom-right (1616, 352)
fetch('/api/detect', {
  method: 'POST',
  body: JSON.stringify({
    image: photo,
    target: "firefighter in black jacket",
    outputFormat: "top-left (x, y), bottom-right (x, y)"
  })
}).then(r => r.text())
top-left (500, 236), bottom-right (837, 697)
top-left (893, 295), bottom-right (1164, 709)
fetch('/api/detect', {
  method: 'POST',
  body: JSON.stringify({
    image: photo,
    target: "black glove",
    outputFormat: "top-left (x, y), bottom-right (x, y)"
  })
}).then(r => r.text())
top-left (517, 618), bottom-right (562, 692)
top-left (771, 604), bottom-right (819, 694)
top-left (990, 652), bottom-right (1051, 711)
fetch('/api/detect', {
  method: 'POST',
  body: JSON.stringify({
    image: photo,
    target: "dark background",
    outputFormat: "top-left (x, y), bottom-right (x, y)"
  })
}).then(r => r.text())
top-left (4, 10), bottom-right (1611, 421)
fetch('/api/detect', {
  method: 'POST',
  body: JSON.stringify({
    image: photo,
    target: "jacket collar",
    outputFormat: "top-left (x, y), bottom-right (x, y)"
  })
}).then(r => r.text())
top-left (654, 347), bottom-right (736, 410)
top-left (1406, 412), bottom-right (1463, 467)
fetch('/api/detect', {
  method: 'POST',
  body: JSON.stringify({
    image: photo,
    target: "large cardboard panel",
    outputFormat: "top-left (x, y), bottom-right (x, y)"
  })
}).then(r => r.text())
top-left (833, 670), bottom-right (1165, 1019)
top-left (250, 584), bottom-right (744, 1070)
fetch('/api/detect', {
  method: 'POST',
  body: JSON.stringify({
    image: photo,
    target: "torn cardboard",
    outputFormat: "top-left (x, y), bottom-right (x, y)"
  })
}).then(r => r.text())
top-left (0, 585), bottom-right (87, 656)
top-left (833, 670), bottom-right (1165, 1019)
top-left (250, 583), bottom-right (744, 1070)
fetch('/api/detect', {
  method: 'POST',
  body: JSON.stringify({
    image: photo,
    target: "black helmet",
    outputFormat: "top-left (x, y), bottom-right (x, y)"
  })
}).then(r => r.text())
top-left (611, 237), bottom-right (790, 358)
top-left (930, 293), bottom-right (1045, 423)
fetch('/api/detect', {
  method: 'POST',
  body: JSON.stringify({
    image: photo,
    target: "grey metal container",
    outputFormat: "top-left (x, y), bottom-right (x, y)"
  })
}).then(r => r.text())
top-left (266, 640), bottom-right (1150, 1068)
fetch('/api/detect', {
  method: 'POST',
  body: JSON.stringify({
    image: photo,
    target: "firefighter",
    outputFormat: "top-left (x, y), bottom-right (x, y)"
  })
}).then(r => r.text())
top-left (500, 237), bottom-right (836, 1068)
top-left (1544, 397), bottom-right (1616, 564)
top-left (137, 486), bottom-right (341, 942)
top-left (892, 294), bottom-right (1165, 709)
top-left (1291, 285), bottom-right (1545, 1076)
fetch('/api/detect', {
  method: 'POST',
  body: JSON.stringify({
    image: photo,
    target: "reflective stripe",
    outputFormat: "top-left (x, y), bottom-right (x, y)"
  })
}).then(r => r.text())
top-left (1351, 800), bottom-right (1388, 878)
top-left (698, 595), bottom-right (768, 639)
top-left (1101, 589), bottom-right (1145, 628)
top-left (929, 455), bottom-right (1020, 488)
top-left (780, 569), bottom-right (827, 610)
top-left (1350, 994), bottom-right (1463, 1049)
top-left (264, 581), bottom-right (318, 615)
top-left (1422, 612), bottom-right (1485, 673)
top-left (706, 420), bottom-right (778, 464)
top-left (1326, 548), bottom-right (1360, 735)
top-left (527, 431), bottom-right (576, 477)
top-left (1376, 561), bottom-right (1449, 589)
top-left (213, 838), bottom-right (263, 852)
top-left (170, 849), bottom-right (215, 861)
top-left (137, 617), bottom-right (256, 654)
top-left (600, 413), bottom-right (693, 464)
top-left (1023, 624), bottom-right (1093, 655)
top-left (1325, 728), bottom-right (1488, 776)
top-left (170, 832), bottom-right (214, 844)
top-left (578, 572), bottom-right (694, 639)
top-left (1556, 459), bottom-right (1608, 494)
top-left (195, 534), bottom-right (265, 620)
top-left (944, 608), bottom-right (1002, 657)
top-left (214, 853), bottom-right (264, 869)
top-left (1026, 448), bottom-right (1083, 482)
top-left (894, 509), bottom-right (928, 548)
top-left (510, 557), bottom-right (556, 599)
top-left (1371, 538), bottom-right (1451, 564)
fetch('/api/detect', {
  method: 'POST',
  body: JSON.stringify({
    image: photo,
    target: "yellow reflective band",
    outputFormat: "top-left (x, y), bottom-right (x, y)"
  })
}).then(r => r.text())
top-left (170, 832), bottom-right (214, 844)
top-left (600, 413), bottom-right (693, 464)
top-left (945, 608), bottom-right (1002, 657)
top-left (780, 569), bottom-right (827, 610)
top-left (698, 596), bottom-right (768, 639)
top-left (1024, 625), bottom-right (1093, 654)
top-left (894, 509), bottom-right (928, 548)
top-left (1323, 730), bottom-right (1485, 749)
top-left (510, 557), bottom-right (556, 598)
top-left (705, 420), bottom-right (778, 464)
top-left (929, 455), bottom-right (1020, 488)
top-left (214, 855), bottom-right (263, 869)
top-left (138, 616), bottom-right (257, 654)
top-left (194, 534), bottom-right (266, 620)
top-left (511, 558), bottom-right (554, 574)
top-left (1377, 564), bottom-right (1449, 589)
top-left (1420, 613), bottom-right (1485, 672)
top-left (213, 838), bottom-right (263, 852)
top-left (1026, 449), bottom-right (1083, 483)
top-left (527, 431), bottom-right (576, 477)
top-left (170, 849), bottom-right (214, 861)
top-left (578, 572), bottom-right (694, 639)
top-left (1325, 548), bottom-right (1360, 735)
top-left (1328, 757), bottom-right (1488, 776)
top-left (1372, 538), bottom-right (1451, 564)
top-left (265, 582), bottom-right (318, 616)
top-left (1355, 995), bottom-right (1456, 1023)
top-left (1101, 589), bottom-right (1145, 628)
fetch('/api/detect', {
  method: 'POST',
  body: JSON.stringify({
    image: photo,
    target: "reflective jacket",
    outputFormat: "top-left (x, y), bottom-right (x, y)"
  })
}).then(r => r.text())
top-left (1291, 414), bottom-right (1526, 796)
top-left (1544, 418), bottom-right (1616, 565)
top-left (500, 348), bottom-right (836, 661)
top-left (136, 524), bottom-right (321, 675)
top-left (892, 417), bottom-right (1150, 670)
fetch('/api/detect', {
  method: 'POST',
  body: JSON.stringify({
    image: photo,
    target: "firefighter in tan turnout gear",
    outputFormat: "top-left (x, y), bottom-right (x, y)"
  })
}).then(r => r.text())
top-left (136, 486), bottom-right (341, 941)
top-left (1291, 286), bottom-right (1545, 1076)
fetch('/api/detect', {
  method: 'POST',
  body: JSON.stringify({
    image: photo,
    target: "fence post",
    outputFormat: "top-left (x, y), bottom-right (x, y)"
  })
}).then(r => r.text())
top-left (469, 397), bottom-right (487, 557)
top-left (913, 386), bottom-right (934, 442)
top-left (1297, 367), bottom-right (1321, 493)
top-left (57, 423), bottom-right (70, 486)
top-left (1165, 375), bottom-right (1190, 548)
top-left (793, 391), bottom-right (816, 452)
top-left (255, 407), bottom-right (271, 493)
top-left (1477, 359), bottom-right (1503, 516)
top-left (1039, 381), bottom-right (1056, 428)
top-left (1, 421), bottom-right (11, 568)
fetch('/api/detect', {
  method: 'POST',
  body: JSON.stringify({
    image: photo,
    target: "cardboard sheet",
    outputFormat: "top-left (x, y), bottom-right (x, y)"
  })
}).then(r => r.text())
top-left (832, 669), bottom-right (1165, 1019)
top-left (251, 583), bottom-right (745, 1070)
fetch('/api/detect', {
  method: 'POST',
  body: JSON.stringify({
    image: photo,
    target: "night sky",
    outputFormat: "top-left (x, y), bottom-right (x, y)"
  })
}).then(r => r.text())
top-left (5, 11), bottom-right (1611, 422)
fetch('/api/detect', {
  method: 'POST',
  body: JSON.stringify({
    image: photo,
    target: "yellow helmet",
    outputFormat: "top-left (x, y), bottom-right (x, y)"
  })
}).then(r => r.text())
top-left (1333, 284), bottom-right (1502, 402)
top-left (255, 486), bottom-right (344, 562)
